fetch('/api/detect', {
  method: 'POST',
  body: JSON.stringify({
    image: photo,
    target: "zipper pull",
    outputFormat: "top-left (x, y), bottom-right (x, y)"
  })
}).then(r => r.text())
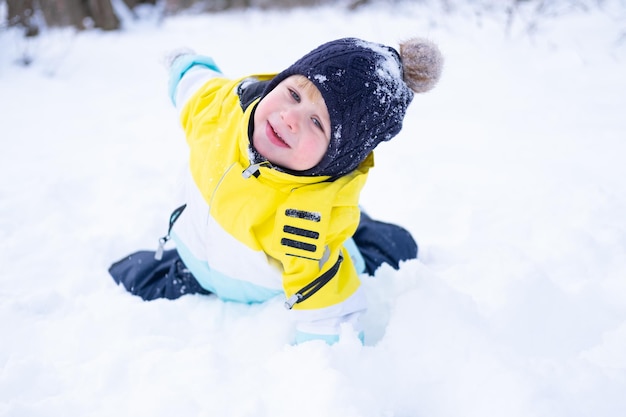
top-left (155, 236), bottom-right (168, 261)
top-left (284, 293), bottom-right (302, 310)
top-left (154, 204), bottom-right (187, 261)
top-left (242, 163), bottom-right (261, 179)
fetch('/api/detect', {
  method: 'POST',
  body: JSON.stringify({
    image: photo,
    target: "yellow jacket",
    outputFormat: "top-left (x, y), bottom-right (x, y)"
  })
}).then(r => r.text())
top-left (170, 68), bottom-right (371, 342)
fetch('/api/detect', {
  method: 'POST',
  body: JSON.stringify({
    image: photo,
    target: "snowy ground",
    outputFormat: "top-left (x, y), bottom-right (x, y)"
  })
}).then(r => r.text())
top-left (1, 1), bottom-right (626, 416)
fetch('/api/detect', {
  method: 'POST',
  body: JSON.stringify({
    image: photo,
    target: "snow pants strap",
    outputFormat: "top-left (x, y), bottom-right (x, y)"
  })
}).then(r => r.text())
top-left (155, 204), bottom-right (187, 260)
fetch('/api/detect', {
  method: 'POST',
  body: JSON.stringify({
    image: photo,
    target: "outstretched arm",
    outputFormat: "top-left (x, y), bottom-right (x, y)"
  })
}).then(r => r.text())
top-left (167, 52), bottom-right (222, 113)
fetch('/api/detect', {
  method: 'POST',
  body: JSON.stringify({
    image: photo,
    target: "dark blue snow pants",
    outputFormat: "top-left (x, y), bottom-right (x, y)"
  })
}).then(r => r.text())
top-left (109, 249), bottom-right (211, 301)
top-left (355, 211), bottom-right (418, 276)
top-left (108, 212), bottom-right (417, 301)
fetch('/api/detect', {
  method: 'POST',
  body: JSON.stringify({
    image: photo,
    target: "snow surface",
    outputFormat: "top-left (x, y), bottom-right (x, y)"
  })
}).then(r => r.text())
top-left (1, 2), bottom-right (626, 416)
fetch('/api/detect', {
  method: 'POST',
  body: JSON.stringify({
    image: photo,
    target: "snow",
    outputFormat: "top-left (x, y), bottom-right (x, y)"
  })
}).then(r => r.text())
top-left (1, 1), bottom-right (626, 416)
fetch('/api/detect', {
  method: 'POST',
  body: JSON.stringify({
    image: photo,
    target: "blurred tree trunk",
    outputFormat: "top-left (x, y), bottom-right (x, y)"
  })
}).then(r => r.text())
top-left (121, 0), bottom-right (158, 10)
top-left (38, 0), bottom-right (90, 29)
top-left (8, 0), bottom-right (122, 32)
top-left (85, 0), bottom-right (121, 30)
top-left (6, 0), bottom-right (40, 36)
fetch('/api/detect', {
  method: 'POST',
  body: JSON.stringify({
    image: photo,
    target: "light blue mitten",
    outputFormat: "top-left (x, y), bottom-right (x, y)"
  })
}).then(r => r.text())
top-left (167, 52), bottom-right (221, 105)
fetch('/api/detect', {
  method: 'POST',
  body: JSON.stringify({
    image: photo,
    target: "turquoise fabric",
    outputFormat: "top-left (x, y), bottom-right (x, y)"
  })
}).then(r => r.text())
top-left (172, 233), bottom-right (281, 304)
top-left (168, 54), bottom-right (221, 105)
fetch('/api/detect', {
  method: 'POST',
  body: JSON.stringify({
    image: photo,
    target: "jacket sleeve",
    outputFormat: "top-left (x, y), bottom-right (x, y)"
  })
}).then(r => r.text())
top-left (168, 54), bottom-right (222, 113)
top-left (285, 204), bottom-right (368, 345)
top-left (271, 164), bottom-right (371, 345)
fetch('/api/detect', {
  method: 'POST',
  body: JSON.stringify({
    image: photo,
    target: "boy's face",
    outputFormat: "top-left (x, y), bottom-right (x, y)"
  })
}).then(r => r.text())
top-left (253, 75), bottom-right (330, 172)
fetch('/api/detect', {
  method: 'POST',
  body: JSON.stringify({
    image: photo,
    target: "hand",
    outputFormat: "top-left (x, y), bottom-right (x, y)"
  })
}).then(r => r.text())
top-left (162, 47), bottom-right (196, 69)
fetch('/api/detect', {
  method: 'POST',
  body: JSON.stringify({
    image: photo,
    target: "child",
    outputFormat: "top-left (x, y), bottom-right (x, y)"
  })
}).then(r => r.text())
top-left (109, 37), bottom-right (443, 344)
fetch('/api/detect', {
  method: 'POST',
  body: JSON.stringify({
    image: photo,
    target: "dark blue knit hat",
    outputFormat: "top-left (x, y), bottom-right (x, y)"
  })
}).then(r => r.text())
top-left (261, 37), bottom-right (443, 178)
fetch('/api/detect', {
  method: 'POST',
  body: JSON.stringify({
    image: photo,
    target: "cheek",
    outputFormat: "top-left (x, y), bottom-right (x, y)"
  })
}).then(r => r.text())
top-left (254, 100), bottom-right (269, 122)
top-left (302, 136), bottom-right (328, 162)
top-left (255, 92), bottom-right (279, 119)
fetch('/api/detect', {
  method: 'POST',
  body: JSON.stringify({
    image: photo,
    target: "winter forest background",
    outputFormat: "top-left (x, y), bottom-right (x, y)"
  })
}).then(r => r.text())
top-left (5, 0), bottom-right (624, 34)
top-left (1, 0), bottom-right (626, 416)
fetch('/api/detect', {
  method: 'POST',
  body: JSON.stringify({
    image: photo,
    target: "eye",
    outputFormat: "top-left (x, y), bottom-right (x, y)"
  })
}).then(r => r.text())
top-left (311, 117), bottom-right (324, 132)
top-left (288, 88), bottom-right (301, 103)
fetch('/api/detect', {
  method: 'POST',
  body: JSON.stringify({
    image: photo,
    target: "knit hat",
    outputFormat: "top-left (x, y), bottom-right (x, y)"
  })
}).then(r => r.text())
top-left (260, 37), bottom-right (443, 178)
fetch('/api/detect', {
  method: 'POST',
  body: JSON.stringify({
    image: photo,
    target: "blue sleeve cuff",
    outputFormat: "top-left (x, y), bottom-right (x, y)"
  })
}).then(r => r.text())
top-left (294, 330), bottom-right (365, 345)
top-left (168, 54), bottom-right (221, 105)
top-left (344, 237), bottom-right (366, 275)
top-left (295, 331), bottom-right (340, 345)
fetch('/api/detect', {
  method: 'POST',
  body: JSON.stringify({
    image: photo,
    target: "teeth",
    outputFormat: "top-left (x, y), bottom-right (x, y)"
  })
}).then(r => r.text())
top-left (273, 127), bottom-right (286, 144)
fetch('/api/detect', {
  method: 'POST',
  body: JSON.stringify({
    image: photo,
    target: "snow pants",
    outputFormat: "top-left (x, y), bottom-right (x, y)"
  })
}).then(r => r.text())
top-left (109, 249), bottom-right (211, 300)
top-left (109, 212), bottom-right (417, 301)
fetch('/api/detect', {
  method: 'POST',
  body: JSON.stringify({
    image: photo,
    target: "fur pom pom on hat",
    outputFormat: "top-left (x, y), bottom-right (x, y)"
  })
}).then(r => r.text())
top-left (260, 37), bottom-right (443, 178)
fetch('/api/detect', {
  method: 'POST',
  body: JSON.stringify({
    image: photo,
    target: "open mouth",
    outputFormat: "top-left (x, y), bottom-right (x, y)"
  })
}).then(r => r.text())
top-left (266, 122), bottom-right (290, 148)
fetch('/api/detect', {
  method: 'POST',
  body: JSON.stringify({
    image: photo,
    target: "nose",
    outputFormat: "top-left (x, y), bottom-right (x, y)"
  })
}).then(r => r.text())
top-left (281, 108), bottom-right (299, 132)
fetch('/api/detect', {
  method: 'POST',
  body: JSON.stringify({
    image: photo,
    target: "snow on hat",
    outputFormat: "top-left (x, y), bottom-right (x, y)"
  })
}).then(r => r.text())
top-left (261, 37), bottom-right (443, 178)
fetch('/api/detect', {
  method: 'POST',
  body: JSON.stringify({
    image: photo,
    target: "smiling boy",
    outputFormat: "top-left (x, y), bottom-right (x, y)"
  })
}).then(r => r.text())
top-left (253, 75), bottom-right (331, 171)
top-left (110, 37), bottom-right (443, 344)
